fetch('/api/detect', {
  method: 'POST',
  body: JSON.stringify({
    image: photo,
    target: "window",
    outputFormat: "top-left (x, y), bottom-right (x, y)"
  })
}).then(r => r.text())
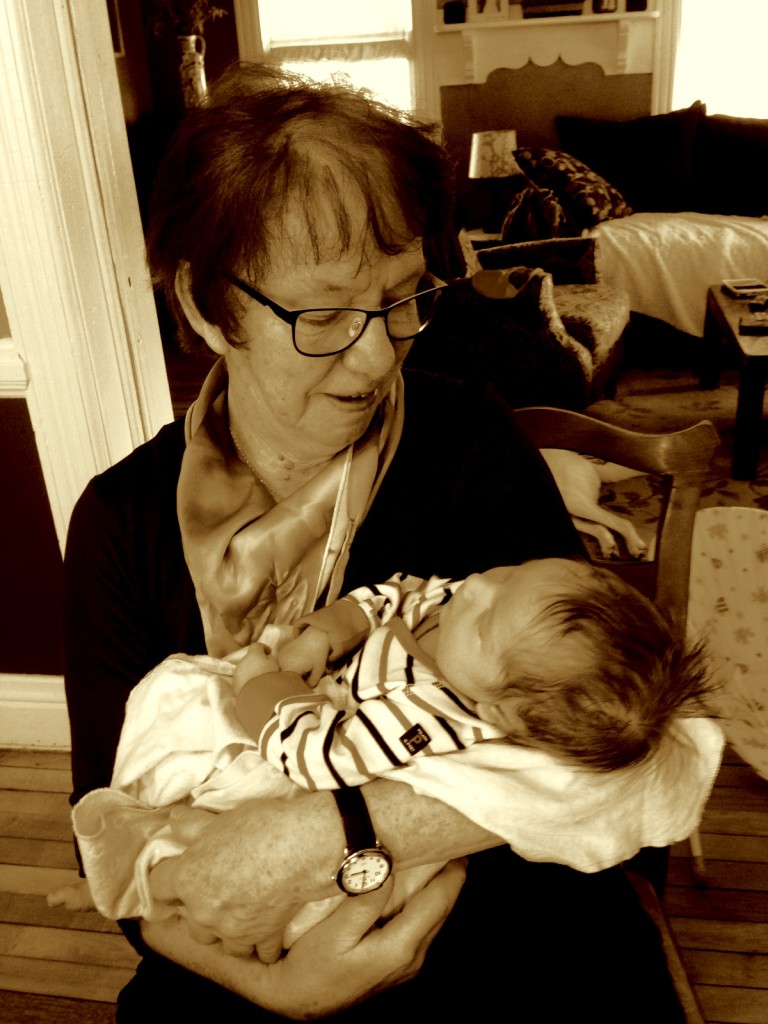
top-left (257, 0), bottom-right (414, 110)
top-left (672, 0), bottom-right (768, 117)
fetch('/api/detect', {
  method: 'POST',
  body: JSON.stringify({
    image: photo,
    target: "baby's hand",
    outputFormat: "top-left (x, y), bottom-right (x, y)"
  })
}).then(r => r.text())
top-left (277, 626), bottom-right (331, 688)
top-left (233, 642), bottom-right (280, 696)
top-left (47, 879), bottom-right (95, 911)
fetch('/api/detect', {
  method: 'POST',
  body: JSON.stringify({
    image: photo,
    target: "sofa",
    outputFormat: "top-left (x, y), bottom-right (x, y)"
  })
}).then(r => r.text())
top-left (494, 102), bottom-right (768, 343)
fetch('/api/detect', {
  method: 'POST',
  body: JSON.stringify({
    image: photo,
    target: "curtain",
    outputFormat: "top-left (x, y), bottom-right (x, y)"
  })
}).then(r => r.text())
top-left (258, 0), bottom-right (414, 109)
top-left (260, 0), bottom-right (412, 48)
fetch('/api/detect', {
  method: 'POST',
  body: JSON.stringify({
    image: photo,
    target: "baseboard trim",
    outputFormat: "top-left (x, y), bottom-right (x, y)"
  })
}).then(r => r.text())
top-left (0, 674), bottom-right (71, 749)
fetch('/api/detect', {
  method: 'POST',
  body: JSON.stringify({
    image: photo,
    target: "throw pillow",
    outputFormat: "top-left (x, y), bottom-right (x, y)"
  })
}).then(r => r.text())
top-left (514, 148), bottom-right (632, 230)
top-left (693, 113), bottom-right (768, 216)
top-left (556, 102), bottom-right (706, 212)
top-left (500, 184), bottom-right (576, 242)
top-left (477, 237), bottom-right (597, 286)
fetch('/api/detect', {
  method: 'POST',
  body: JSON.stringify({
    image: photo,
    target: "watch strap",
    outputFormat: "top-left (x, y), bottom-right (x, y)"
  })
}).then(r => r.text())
top-left (332, 786), bottom-right (378, 854)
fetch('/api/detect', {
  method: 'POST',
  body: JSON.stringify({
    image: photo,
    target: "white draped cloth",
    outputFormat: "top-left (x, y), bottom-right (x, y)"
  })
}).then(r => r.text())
top-left (72, 648), bottom-right (724, 942)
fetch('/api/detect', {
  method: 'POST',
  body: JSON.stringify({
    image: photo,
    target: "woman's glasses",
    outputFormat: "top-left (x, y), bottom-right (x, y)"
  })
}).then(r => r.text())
top-left (225, 272), bottom-right (448, 357)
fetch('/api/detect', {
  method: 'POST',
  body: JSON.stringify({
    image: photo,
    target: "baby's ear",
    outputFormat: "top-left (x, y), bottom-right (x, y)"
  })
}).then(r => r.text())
top-left (475, 695), bottom-right (527, 736)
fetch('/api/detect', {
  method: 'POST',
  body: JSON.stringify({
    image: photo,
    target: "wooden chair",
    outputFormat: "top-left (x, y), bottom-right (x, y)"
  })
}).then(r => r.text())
top-left (515, 407), bottom-right (720, 1024)
top-left (515, 407), bottom-right (719, 635)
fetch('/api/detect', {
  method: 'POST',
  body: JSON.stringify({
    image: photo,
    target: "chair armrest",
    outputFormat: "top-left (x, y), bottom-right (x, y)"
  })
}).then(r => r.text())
top-left (477, 237), bottom-right (597, 285)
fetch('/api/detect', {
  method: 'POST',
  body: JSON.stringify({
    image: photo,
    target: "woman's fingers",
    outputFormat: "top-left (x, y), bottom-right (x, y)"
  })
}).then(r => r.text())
top-left (254, 934), bottom-right (284, 964)
top-left (277, 627), bottom-right (331, 687)
top-left (364, 859), bottom-right (466, 974)
top-left (251, 862), bottom-right (467, 1018)
top-left (232, 643), bottom-right (280, 695)
top-left (221, 939), bottom-right (257, 958)
top-left (147, 807), bottom-right (218, 903)
top-left (186, 922), bottom-right (219, 946)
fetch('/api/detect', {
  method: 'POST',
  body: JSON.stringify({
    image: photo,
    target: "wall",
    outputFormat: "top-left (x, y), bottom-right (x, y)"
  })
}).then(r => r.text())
top-left (0, 396), bottom-right (64, 675)
top-left (0, 285), bottom-right (63, 677)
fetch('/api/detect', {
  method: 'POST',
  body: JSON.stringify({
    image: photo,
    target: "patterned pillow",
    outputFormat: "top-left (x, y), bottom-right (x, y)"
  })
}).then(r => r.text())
top-left (515, 148), bottom-right (632, 229)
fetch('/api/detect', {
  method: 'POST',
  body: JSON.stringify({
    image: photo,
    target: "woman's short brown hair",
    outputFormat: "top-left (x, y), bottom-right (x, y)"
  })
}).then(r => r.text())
top-left (146, 63), bottom-right (455, 351)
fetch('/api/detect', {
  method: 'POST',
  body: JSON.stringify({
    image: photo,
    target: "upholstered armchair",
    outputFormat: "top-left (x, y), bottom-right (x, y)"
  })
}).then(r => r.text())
top-left (475, 236), bottom-right (630, 403)
top-left (410, 236), bottom-right (628, 410)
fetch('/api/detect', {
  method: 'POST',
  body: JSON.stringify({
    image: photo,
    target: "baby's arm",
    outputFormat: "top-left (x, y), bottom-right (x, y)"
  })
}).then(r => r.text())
top-left (234, 599), bottom-right (373, 742)
top-left (233, 642), bottom-right (313, 739)
top-left (289, 598), bottom-right (372, 667)
top-left (236, 669), bottom-right (313, 739)
top-left (278, 575), bottom-right (450, 682)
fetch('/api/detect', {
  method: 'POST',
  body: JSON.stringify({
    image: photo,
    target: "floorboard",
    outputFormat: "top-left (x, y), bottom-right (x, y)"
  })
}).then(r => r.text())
top-left (0, 989), bottom-right (116, 1023)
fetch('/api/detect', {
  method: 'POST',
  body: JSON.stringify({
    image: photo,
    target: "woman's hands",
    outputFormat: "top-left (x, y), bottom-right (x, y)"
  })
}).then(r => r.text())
top-left (239, 859), bottom-right (466, 1017)
top-left (232, 642), bottom-right (280, 696)
top-left (148, 782), bottom-right (498, 959)
top-left (148, 801), bottom-right (327, 961)
top-left (276, 626), bottom-right (332, 688)
top-left (145, 797), bottom-right (469, 1017)
top-left (144, 858), bottom-right (467, 1018)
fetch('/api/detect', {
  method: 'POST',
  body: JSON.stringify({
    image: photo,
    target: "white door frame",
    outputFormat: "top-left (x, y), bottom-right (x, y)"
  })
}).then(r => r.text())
top-left (0, 0), bottom-right (171, 747)
top-left (0, 0), bottom-right (171, 550)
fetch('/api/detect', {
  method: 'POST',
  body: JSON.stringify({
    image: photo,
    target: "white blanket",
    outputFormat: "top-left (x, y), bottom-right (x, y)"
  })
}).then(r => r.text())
top-left (72, 652), bottom-right (724, 934)
top-left (592, 212), bottom-right (768, 338)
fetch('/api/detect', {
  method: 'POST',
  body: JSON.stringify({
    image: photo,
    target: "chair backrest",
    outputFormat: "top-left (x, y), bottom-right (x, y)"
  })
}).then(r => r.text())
top-left (515, 406), bottom-right (720, 639)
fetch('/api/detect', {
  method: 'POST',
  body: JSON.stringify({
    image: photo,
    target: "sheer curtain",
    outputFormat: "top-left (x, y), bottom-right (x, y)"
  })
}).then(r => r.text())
top-left (672, 0), bottom-right (768, 117)
top-left (257, 0), bottom-right (414, 110)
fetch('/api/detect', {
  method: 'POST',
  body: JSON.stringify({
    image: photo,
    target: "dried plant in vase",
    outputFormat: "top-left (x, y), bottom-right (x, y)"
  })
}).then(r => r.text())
top-left (146, 0), bottom-right (228, 38)
top-left (145, 1), bottom-right (228, 108)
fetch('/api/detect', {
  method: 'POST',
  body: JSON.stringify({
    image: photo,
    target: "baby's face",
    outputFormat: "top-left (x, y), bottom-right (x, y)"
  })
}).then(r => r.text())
top-left (434, 558), bottom-right (592, 703)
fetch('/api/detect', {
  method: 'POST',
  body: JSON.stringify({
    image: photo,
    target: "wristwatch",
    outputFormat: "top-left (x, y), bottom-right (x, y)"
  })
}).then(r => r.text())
top-left (332, 787), bottom-right (393, 896)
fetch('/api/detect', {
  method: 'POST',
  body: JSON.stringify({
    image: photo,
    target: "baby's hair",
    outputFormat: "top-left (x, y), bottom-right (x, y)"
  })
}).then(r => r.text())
top-left (492, 566), bottom-right (712, 771)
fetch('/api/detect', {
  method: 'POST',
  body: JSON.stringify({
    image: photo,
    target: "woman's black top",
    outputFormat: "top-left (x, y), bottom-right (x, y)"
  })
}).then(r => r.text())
top-left (63, 369), bottom-right (683, 1023)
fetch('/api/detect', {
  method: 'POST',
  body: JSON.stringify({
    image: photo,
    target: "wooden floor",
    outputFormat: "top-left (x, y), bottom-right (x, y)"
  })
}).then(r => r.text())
top-left (0, 745), bottom-right (766, 1023)
top-left (0, 748), bottom-right (138, 1022)
top-left (667, 747), bottom-right (768, 1024)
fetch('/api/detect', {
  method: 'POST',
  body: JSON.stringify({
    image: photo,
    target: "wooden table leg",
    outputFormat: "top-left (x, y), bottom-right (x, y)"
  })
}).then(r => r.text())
top-left (700, 295), bottom-right (722, 390)
top-left (732, 363), bottom-right (766, 479)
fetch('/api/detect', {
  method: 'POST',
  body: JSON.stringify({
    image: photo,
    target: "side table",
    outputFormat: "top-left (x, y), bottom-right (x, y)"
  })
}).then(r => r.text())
top-left (701, 285), bottom-right (768, 480)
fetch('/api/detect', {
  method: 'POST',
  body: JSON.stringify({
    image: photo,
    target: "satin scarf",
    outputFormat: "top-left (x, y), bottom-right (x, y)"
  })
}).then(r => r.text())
top-left (177, 359), bottom-right (403, 656)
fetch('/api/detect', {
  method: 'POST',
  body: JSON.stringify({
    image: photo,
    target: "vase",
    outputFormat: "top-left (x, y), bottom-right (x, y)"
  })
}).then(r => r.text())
top-left (177, 34), bottom-right (207, 108)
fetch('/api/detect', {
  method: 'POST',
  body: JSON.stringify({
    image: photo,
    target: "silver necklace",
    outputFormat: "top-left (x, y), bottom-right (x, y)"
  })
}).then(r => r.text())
top-left (229, 424), bottom-right (272, 494)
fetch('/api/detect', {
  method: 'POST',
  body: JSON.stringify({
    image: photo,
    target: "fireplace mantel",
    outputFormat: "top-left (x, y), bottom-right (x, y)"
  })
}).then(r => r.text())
top-left (444, 12), bottom-right (660, 91)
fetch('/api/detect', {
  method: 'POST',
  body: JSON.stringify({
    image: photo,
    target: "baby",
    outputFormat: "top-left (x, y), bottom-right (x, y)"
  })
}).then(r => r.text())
top-left (53, 557), bottom-right (717, 925)
top-left (237, 557), bottom-right (711, 785)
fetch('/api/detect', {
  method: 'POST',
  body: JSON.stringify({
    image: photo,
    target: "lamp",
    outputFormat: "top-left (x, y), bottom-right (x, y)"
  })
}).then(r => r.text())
top-left (467, 130), bottom-right (525, 232)
top-left (468, 130), bottom-right (520, 180)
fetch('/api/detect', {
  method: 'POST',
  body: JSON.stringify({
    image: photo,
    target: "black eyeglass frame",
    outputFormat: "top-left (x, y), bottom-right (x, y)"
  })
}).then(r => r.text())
top-left (224, 271), bottom-right (449, 357)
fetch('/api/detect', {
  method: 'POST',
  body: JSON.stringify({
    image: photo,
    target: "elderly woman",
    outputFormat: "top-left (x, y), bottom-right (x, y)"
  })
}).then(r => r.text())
top-left (64, 64), bottom-right (692, 1021)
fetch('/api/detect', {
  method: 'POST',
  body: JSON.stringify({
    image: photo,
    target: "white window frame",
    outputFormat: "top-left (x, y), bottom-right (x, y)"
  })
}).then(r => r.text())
top-left (232, 0), bottom-right (439, 118)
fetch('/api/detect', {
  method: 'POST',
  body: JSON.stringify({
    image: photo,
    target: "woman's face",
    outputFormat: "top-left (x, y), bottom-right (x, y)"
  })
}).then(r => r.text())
top-left (219, 223), bottom-right (426, 471)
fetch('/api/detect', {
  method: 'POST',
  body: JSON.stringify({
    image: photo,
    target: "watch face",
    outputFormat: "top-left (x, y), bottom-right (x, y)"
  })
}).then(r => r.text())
top-left (337, 849), bottom-right (392, 895)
